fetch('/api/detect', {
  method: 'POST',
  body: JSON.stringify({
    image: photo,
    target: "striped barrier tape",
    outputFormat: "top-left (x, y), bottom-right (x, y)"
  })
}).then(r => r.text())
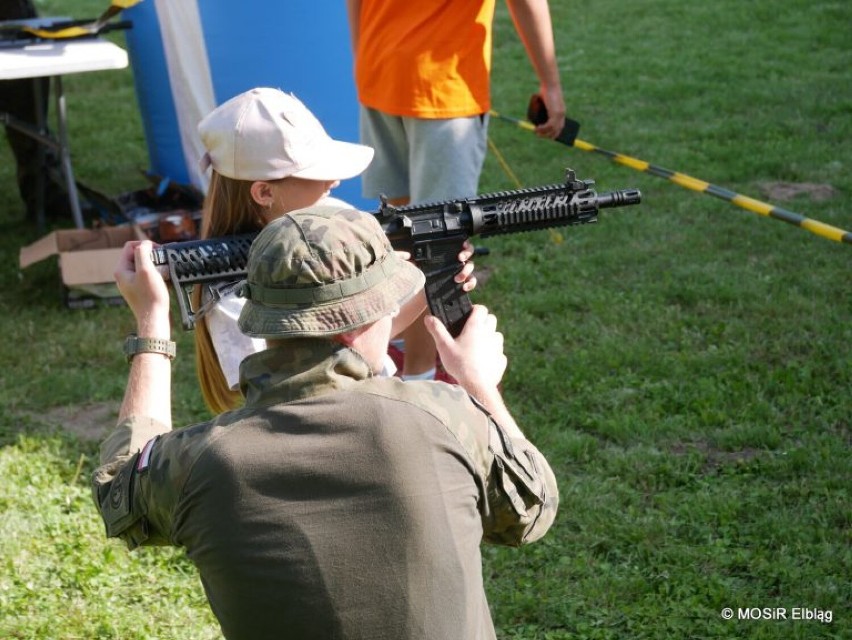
top-left (490, 110), bottom-right (851, 245)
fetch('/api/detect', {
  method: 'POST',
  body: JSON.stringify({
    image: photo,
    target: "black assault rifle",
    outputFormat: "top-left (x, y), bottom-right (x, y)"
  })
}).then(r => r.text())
top-left (152, 169), bottom-right (641, 336)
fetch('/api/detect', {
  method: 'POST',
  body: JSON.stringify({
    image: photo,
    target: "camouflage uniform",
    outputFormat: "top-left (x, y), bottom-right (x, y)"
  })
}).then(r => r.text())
top-left (92, 206), bottom-right (558, 639)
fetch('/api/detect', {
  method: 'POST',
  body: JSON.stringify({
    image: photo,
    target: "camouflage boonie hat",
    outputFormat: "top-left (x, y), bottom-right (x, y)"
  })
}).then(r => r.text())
top-left (238, 205), bottom-right (425, 338)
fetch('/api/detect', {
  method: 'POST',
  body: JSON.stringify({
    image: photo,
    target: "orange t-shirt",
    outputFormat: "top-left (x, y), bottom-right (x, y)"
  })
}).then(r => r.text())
top-left (354, 0), bottom-right (496, 118)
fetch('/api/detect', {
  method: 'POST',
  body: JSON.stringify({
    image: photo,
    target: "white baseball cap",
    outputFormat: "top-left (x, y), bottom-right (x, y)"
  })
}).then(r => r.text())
top-left (197, 87), bottom-right (373, 182)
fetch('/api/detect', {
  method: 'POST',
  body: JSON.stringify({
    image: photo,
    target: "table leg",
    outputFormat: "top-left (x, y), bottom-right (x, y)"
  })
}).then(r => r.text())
top-left (53, 75), bottom-right (85, 229)
top-left (30, 77), bottom-right (48, 231)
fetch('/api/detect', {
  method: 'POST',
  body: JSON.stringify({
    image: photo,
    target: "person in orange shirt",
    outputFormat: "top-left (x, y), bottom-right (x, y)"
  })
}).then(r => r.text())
top-left (347, 0), bottom-right (567, 380)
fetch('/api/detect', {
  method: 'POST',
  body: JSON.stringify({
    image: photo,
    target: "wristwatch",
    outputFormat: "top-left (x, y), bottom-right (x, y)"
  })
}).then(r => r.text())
top-left (123, 333), bottom-right (176, 363)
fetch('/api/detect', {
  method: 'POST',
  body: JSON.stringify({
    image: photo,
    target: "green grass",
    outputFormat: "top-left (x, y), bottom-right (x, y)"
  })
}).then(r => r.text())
top-left (1, 0), bottom-right (850, 638)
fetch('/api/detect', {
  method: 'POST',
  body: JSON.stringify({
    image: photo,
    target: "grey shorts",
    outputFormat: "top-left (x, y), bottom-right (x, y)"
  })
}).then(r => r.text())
top-left (360, 107), bottom-right (489, 203)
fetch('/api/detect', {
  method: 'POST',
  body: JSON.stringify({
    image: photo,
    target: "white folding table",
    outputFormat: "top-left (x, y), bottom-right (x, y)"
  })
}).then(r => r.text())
top-left (0, 24), bottom-right (129, 228)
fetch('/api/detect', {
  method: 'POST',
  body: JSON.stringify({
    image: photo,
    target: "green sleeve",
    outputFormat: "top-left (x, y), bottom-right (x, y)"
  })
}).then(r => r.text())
top-left (91, 416), bottom-right (189, 550)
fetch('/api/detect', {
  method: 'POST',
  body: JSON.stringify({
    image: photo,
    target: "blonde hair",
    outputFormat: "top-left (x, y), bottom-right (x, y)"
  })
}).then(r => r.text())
top-left (193, 170), bottom-right (269, 414)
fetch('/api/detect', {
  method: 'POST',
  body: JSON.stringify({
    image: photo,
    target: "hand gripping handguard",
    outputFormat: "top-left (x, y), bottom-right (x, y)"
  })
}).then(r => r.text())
top-left (152, 169), bottom-right (641, 334)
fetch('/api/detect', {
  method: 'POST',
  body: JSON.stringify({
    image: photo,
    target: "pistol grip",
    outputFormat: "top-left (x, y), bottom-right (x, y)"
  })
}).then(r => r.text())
top-left (424, 268), bottom-right (472, 338)
top-left (412, 236), bottom-right (472, 337)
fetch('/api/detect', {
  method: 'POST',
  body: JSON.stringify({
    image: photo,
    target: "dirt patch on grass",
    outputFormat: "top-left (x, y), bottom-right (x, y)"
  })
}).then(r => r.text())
top-left (30, 401), bottom-right (120, 442)
top-left (757, 182), bottom-right (836, 202)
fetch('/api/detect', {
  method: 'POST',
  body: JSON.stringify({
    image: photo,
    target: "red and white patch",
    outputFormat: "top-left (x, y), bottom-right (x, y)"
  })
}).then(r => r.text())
top-left (137, 437), bottom-right (156, 472)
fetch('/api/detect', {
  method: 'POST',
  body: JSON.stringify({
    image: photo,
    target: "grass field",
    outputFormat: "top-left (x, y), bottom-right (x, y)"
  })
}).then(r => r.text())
top-left (1, 0), bottom-right (849, 638)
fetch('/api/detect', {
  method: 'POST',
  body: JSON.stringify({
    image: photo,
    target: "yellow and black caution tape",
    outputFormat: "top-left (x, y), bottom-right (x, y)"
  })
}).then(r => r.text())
top-left (1, 0), bottom-right (140, 41)
top-left (490, 110), bottom-right (852, 246)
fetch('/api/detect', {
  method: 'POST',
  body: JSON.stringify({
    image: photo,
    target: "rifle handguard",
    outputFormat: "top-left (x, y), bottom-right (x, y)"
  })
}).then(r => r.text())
top-left (153, 169), bottom-right (641, 332)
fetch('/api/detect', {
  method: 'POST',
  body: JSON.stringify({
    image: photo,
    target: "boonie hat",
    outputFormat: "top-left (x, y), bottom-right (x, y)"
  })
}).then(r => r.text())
top-left (238, 205), bottom-right (425, 339)
top-left (198, 87), bottom-right (374, 181)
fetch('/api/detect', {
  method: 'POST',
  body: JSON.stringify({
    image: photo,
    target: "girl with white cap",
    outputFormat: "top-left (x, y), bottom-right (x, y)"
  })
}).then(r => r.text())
top-left (193, 87), bottom-right (476, 413)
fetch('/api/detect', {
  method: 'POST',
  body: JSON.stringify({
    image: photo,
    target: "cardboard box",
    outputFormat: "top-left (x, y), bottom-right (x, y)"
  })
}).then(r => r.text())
top-left (19, 225), bottom-right (145, 308)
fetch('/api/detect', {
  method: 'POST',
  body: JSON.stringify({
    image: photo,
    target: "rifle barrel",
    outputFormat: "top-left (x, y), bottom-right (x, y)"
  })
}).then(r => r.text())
top-left (597, 189), bottom-right (642, 209)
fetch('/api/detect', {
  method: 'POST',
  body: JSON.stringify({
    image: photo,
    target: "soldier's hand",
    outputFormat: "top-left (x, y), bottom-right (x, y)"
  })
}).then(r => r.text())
top-left (424, 305), bottom-right (506, 392)
top-left (114, 240), bottom-right (171, 334)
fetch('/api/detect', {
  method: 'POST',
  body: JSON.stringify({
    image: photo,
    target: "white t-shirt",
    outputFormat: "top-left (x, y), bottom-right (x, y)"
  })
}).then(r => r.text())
top-left (205, 291), bottom-right (266, 390)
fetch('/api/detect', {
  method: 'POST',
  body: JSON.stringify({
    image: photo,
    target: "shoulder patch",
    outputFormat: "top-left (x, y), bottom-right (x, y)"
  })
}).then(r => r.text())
top-left (101, 452), bottom-right (140, 537)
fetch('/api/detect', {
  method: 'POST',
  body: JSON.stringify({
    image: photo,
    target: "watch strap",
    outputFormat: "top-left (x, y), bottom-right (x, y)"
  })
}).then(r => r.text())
top-left (124, 334), bottom-right (176, 363)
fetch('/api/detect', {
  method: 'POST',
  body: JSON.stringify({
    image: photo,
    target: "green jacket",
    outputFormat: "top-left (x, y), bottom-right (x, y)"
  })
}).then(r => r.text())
top-left (93, 340), bottom-right (558, 640)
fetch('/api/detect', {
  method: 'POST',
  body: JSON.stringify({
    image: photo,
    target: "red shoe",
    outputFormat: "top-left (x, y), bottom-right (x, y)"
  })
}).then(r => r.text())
top-left (386, 343), bottom-right (405, 377)
top-left (434, 359), bottom-right (459, 385)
